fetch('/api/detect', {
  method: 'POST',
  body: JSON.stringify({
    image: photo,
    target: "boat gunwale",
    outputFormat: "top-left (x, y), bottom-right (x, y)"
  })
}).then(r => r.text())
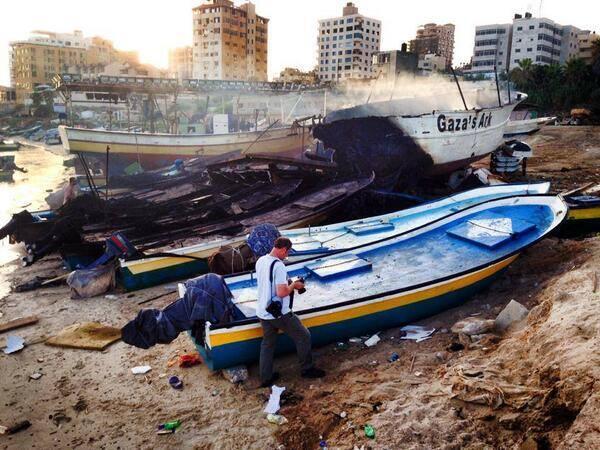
top-left (208, 194), bottom-right (567, 331)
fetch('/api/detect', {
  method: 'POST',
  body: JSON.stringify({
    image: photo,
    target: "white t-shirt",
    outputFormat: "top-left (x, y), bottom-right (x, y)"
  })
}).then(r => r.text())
top-left (255, 254), bottom-right (290, 320)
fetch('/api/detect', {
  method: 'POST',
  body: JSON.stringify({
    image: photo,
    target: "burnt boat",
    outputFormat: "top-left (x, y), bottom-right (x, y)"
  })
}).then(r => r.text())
top-left (313, 94), bottom-right (525, 188)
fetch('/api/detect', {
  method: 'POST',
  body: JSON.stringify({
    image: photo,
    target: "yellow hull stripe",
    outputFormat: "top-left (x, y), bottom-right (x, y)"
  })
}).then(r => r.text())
top-left (567, 206), bottom-right (600, 221)
top-left (209, 255), bottom-right (518, 347)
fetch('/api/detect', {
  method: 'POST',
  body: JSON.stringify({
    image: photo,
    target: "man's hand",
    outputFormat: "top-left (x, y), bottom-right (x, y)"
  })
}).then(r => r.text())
top-left (292, 280), bottom-right (305, 291)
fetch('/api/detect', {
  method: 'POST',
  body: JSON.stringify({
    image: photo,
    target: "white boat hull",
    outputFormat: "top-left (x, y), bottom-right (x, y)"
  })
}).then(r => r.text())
top-left (58, 125), bottom-right (309, 171)
top-left (504, 117), bottom-right (555, 138)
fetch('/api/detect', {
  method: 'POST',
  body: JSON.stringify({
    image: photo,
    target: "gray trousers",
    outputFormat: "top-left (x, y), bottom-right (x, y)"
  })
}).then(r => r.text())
top-left (259, 312), bottom-right (313, 383)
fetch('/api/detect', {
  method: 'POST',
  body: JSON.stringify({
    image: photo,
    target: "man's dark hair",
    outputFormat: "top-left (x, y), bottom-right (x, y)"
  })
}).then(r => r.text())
top-left (273, 237), bottom-right (292, 250)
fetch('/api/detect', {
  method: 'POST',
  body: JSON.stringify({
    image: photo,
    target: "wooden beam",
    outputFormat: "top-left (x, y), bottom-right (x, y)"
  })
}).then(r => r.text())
top-left (0, 316), bottom-right (39, 334)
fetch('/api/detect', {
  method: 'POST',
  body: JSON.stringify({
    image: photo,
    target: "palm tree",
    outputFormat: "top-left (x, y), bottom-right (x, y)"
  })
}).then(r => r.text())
top-left (510, 58), bottom-right (533, 88)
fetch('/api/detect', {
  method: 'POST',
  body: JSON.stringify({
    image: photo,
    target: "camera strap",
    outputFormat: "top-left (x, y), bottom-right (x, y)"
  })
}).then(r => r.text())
top-left (269, 258), bottom-right (292, 310)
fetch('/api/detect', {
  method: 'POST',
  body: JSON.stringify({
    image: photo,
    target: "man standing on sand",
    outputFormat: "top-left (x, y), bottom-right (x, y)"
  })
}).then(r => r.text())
top-left (256, 237), bottom-right (325, 387)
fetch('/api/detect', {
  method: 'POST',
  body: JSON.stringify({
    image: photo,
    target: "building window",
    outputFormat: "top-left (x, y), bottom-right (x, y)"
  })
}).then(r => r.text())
top-left (529, 25), bottom-right (534, 30)
top-left (517, 26), bottom-right (522, 31)
top-left (515, 49), bottom-right (521, 53)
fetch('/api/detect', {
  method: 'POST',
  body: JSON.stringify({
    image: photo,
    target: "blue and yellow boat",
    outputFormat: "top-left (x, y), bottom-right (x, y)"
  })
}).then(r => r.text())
top-left (121, 182), bottom-right (550, 291)
top-left (187, 195), bottom-right (567, 370)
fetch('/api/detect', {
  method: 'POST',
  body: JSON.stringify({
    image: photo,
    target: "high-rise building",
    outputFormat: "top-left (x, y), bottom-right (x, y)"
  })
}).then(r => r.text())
top-left (317, 2), bottom-right (381, 81)
top-left (409, 23), bottom-right (455, 70)
top-left (169, 46), bottom-right (194, 80)
top-left (468, 13), bottom-right (589, 76)
top-left (578, 31), bottom-right (599, 65)
top-left (9, 30), bottom-right (138, 104)
top-left (469, 24), bottom-right (513, 75)
top-left (508, 13), bottom-right (581, 67)
top-left (191, 0), bottom-right (268, 81)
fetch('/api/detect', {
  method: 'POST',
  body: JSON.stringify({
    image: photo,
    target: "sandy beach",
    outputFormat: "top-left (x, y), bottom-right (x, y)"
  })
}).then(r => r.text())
top-left (0, 127), bottom-right (599, 449)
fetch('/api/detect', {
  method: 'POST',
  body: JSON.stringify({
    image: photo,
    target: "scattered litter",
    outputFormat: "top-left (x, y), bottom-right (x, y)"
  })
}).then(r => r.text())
top-left (319, 440), bottom-right (328, 449)
top-left (368, 360), bottom-right (378, 366)
top-left (178, 353), bottom-right (202, 368)
top-left (159, 373), bottom-right (167, 379)
top-left (30, 372), bottom-right (43, 380)
top-left (104, 294), bottom-right (118, 300)
top-left (211, 389), bottom-right (219, 397)
top-left (0, 420), bottom-right (31, 435)
top-left (364, 424), bottom-right (376, 439)
top-left (131, 365), bottom-right (152, 375)
top-left (335, 341), bottom-right (349, 351)
top-left (388, 352), bottom-right (399, 363)
top-left (264, 385), bottom-right (286, 414)
top-left (364, 334), bottom-right (380, 347)
top-left (37, 357), bottom-right (44, 363)
top-left (3, 335), bottom-right (25, 354)
top-left (157, 419), bottom-right (181, 434)
top-left (168, 375), bottom-right (183, 390)
top-left (348, 337), bottom-right (363, 344)
top-left (0, 315), bottom-right (39, 334)
top-left (400, 325), bottom-right (436, 342)
top-left (45, 322), bottom-right (121, 350)
top-left (222, 365), bottom-right (248, 383)
top-left (266, 413), bottom-right (288, 425)
top-left (414, 371), bottom-right (423, 377)
top-left (495, 300), bottom-right (529, 332)
top-left (451, 317), bottom-right (495, 336)
top-left (339, 411), bottom-right (347, 418)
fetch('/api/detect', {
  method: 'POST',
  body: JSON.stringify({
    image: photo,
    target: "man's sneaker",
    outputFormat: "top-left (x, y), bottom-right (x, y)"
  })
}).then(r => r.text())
top-left (301, 367), bottom-right (326, 379)
top-left (260, 371), bottom-right (280, 388)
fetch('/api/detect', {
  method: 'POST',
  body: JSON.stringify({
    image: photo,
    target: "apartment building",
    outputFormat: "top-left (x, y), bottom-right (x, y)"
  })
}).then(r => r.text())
top-left (9, 30), bottom-right (138, 104)
top-left (578, 31), bottom-right (599, 64)
top-left (509, 13), bottom-right (581, 67)
top-left (409, 23), bottom-right (455, 69)
top-left (371, 44), bottom-right (418, 79)
top-left (469, 24), bottom-right (513, 75)
top-left (317, 2), bottom-right (382, 81)
top-left (168, 46), bottom-right (194, 80)
top-left (192, 0), bottom-right (268, 81)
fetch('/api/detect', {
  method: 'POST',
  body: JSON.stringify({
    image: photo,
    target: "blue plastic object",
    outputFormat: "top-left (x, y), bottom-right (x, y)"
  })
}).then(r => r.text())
top-left (247, 224), bottom-right (280, 257)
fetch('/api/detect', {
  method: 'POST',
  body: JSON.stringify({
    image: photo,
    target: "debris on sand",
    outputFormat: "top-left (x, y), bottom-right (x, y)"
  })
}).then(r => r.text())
top-left (451, 317), bottom-right (495, 336)
top-left (495, 299), bottom-right (529, 332)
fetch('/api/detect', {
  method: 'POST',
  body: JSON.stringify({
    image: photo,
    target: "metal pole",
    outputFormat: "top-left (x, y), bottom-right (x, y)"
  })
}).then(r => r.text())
top-left (450, 67), bottom-right (468, 111)
top-left (105, 145), bottom-right (110, 201)
top-left (494, 65), bottom-right (502, 107)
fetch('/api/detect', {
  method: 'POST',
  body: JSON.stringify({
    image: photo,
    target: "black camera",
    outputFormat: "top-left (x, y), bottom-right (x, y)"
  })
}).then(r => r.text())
top-left (266, 299), bottom-right (283, 318)
top-left (296, 277), bottom-right (306, 294)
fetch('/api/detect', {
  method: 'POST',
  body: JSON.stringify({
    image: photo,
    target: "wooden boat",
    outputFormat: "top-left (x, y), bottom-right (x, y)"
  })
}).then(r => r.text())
top-left (58, 124), bottom-right (311, 173)
top-left (312, 95), bottom-right (525, 187)
top-left (560, 193), bottom-right (600, 236)
top-left (119, 182), bottom-right (549, 291)
top-left (504, 116), bottom-right (556, 138)
top-left (186, 194), bottom-right (567, 370)
top-left (118, 175), bottom-right (375, 291)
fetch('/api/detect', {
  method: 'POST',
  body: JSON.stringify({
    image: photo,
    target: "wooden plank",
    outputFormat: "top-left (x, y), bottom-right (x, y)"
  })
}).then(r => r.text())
top-left (0, 316), bottom-right (39, 334)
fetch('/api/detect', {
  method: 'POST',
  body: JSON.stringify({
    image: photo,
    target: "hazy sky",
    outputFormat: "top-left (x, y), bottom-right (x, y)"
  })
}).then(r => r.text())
top-left (1, 0), bottom-right (598, 86)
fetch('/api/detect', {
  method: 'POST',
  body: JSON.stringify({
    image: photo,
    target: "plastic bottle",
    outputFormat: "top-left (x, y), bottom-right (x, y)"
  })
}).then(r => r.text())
top-left (364, 424), bottom-right (375, 439)
top-left (160, 419), bottom-right (181, 431)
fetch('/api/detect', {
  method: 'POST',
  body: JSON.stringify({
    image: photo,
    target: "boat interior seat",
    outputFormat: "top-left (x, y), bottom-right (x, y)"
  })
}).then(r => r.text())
top-left (345, 220), bottom-right (394, 236)
top-left (289, 237), bottom-right (330, 255)
top-left (305, 254), bottom-right (372, 280)
top-left (446, 211), bottom-right (536, 249)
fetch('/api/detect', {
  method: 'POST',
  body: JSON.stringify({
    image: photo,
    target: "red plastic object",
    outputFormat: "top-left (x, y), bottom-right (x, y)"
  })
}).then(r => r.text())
top-left (178, 353), bottom-right (202, 368)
